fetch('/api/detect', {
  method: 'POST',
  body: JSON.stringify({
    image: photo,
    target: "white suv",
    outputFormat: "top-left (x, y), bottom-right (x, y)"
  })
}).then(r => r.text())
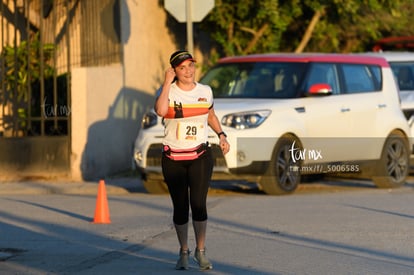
top-left (134, 53), bottom-right (411, 195)
top-left (365, 52), bottom-right (414, 138)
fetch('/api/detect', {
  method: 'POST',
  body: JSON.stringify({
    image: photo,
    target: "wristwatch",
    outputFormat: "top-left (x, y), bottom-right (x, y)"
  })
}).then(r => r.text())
top-left (217, 131), bottom-right (227, 138)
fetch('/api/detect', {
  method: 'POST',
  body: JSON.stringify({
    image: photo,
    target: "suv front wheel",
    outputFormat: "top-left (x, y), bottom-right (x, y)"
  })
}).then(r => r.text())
top-left (373, 131), bottom-right (410, 188)
top-left (260, 135), bottom-right (302, 195)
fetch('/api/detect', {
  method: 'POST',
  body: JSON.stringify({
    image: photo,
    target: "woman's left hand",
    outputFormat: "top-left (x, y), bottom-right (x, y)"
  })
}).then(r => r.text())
top-left (220, 137), bottom-right (230, 155)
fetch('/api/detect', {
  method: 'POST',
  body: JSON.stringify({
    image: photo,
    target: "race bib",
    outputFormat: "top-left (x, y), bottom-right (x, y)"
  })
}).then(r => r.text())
top-left (176, 121), bottom-right (206, 141)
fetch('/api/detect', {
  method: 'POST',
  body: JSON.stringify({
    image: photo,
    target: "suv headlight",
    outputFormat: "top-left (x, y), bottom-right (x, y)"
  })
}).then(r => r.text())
top-left (221, 110), bottom-right (271, 129)
top-left (141, 111), bottom-right (158, 129)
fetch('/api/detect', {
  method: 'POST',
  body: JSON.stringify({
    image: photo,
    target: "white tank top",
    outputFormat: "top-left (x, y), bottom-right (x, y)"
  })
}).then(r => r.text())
top-left (161, 82), bottom-right (213, 150)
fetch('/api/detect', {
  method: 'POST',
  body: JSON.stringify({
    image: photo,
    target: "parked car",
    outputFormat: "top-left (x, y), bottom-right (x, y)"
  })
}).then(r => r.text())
top-left (134, 53), bottom-right (411, 195)
top-left (372, 36), bottom-right (414, 52)
top-left (364, 52), bottom-right (414, 138)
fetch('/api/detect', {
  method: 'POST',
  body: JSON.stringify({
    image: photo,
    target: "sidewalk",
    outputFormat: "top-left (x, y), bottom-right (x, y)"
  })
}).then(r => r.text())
top-left (0, 177), bottom-right (144, 195)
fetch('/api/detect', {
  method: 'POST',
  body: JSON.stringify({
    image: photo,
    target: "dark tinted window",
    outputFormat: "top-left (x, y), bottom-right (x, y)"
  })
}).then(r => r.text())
top-left (341, 64), bottom-right (382, 93)
top-left (389, 62), bottom-right (414, 91)
top-left (304, 63), bottom-right (340, 94)
top-left (199, 62), bottom-right (307, 98)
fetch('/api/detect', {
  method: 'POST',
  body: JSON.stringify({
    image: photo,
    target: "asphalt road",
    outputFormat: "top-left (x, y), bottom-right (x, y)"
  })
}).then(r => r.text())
top-left (0, 176), bottom-right (414, 274)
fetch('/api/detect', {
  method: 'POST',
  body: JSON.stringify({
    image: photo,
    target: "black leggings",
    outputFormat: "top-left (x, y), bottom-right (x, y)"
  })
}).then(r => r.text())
top-left (162, 148), bottom-right (214, 225)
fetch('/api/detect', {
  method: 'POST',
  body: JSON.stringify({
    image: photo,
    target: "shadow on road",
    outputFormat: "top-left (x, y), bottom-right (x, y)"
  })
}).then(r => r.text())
top-left (102, 165), bottom-right (414, 195)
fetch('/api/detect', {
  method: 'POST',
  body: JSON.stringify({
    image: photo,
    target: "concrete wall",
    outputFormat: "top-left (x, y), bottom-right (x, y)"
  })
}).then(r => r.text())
top-left (70, 0), bottom-right (205, 180)
top-left (71, 65), bottom-right (120, 180)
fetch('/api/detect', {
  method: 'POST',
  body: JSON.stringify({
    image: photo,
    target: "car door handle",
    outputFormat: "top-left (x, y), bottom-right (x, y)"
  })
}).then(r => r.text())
top-left (295, 107), bottom-right (305, 113)
top-left (377, 103), bottom-right (387, 109)
top-left (341, 107), bottom-right (350, 112)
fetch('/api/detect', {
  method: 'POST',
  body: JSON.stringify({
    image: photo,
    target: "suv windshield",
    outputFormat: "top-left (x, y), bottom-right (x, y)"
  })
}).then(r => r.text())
top-left (200, 62), bottom-right (306, 98)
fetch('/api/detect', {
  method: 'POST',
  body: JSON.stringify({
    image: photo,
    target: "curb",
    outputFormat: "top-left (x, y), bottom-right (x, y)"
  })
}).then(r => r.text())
top-left (0, 179), bottom-right (140, 196)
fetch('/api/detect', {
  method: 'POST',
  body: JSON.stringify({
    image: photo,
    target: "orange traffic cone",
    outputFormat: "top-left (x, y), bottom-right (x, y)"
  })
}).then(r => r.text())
top-left (92, 179), bottom-right (111, 224)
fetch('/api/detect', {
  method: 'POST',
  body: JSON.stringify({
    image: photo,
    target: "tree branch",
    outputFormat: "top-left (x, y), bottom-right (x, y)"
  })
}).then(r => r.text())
top-left (239, 26), bottom-right (256, 35)
top-left (295, 8), bottom-right (325, 53)
top-left (241, 23), bottom-right (269, 54)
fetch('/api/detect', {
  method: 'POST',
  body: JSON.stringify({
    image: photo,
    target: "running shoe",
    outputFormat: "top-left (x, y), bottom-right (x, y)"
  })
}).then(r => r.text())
top-left (175, 249), bottom-right (190, 270)
top-left (194, 248), bottom-right (213, 270)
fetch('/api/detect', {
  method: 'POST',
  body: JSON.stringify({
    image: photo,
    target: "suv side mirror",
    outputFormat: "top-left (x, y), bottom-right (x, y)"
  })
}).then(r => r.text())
top-left (306, 83), bottom-right (333, 96)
